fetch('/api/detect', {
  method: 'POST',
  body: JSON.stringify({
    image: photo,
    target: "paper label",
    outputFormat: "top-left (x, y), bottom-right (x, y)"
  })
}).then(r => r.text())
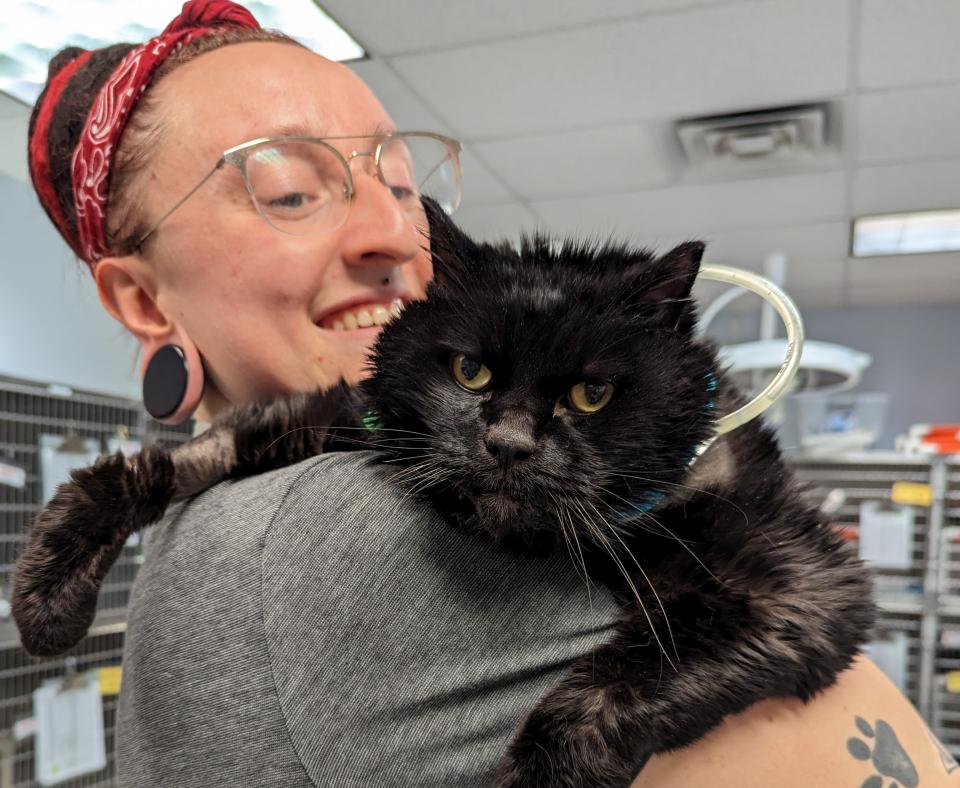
top-left (858, 501), bottom-right (914, 570)
top-left (890, 481), bottom-right (933, 508)
top-left (39, 434), bottom-right (101, 505)
top-left (96, 667), bottom-right (122, 697)
top-left (106, 438), bottom-right (141, 457)
top-left (0, 462), bottom-right (26, 489)
top-left (13, 717), bottom-right (36, 742)
top-left (33, 676), bottom-right (106, 785)
top-left (947, 672), bottom-right (960, 694)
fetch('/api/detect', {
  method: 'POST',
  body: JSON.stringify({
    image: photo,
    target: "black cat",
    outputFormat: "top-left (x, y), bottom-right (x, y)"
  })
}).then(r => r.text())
top-left (13, 199), bottom-right (875, 788)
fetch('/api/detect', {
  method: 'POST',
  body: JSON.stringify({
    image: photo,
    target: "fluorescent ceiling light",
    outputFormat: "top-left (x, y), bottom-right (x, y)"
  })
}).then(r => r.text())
top-left (852, 208), bottom-right (960, 257)
top-left (0, 1), bottom-right (365, 106)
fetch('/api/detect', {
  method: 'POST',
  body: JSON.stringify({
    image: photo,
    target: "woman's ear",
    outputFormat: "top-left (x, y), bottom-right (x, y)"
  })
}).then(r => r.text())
top-left (94, 254), bottom-right (171, 344)
top-left (95, 254), bottom-right (205, 424)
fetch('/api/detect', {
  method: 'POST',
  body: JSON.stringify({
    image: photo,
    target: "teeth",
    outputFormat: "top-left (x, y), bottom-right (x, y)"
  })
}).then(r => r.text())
top-left (322, 300), bottom-right (405, 330)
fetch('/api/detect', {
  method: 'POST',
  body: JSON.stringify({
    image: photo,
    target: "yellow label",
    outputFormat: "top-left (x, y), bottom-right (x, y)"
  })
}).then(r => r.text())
top-left (947, 672), bottom-right (960, 694)
top-left (96, 666), bottom-right (122, 696)
top-left (890, 482), bottom-right (933, 507)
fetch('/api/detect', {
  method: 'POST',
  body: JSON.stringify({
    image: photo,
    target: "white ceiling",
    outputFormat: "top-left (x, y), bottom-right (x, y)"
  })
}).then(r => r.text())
top-left (4, 0), bottom-right (958, 313)
top-left (325, 0), bottom-right (960, 311)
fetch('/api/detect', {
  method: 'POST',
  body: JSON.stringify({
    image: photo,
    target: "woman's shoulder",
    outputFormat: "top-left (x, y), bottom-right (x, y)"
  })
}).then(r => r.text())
top-left (631, 654), bottom-right (960, 787)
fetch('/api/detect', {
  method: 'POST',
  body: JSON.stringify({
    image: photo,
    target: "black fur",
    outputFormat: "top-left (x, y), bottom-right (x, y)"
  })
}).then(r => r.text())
top-left (12, 199), bottom-right (875, 786)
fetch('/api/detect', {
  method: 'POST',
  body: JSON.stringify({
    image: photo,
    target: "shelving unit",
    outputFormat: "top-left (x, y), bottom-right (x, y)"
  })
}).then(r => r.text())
top-left (0, 376), bottom-right (191, 787)
top-left (792, 452), bottom-right (960, 754)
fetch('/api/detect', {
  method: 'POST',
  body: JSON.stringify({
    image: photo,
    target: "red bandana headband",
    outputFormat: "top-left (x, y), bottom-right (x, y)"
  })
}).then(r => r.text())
top-left (30, 0), bottom-right (260, 269)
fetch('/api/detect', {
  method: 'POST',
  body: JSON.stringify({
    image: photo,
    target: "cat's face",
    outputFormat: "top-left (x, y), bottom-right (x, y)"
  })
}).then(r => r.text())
top-left (363, 202), bottom-right (720, 548)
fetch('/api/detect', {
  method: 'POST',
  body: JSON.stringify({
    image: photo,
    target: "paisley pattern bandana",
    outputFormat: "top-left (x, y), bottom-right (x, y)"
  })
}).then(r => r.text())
top-left (30, 0), bottom-right (260, 268)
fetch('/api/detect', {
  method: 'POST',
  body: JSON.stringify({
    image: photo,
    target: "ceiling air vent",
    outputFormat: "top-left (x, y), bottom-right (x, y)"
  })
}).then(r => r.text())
top-left (676, 103), bottom-right (829, 168)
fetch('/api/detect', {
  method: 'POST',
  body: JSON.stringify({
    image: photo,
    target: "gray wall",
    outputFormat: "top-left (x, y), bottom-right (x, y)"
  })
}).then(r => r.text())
top-left (0, 174), bottom-right (140, 399)
top-left (710, 304), bottom-right (960, 450)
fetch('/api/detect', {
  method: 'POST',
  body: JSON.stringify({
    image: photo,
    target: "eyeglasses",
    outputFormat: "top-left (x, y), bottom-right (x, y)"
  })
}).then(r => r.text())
top-left (135, 130), bottom-right (462, 247)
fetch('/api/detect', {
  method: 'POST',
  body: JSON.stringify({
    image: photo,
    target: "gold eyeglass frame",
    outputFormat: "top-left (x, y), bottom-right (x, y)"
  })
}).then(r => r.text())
top-left (134, 130), bottom-right (463, 248)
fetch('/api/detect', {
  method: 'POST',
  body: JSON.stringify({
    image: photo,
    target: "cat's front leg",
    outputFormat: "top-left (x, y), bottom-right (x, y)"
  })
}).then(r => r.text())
top-left (494, 586), bottom-right (871, 788)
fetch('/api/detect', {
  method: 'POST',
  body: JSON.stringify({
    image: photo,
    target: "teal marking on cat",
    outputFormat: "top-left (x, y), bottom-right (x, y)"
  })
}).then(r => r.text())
top-left (362, 411), bottom-right (384, 432)
top-left (609, 370), bottom-right (718, 521)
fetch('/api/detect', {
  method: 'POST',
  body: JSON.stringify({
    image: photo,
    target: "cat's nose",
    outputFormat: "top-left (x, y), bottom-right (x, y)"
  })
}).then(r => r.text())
top-left (485, 431), bottom-right (536, 470)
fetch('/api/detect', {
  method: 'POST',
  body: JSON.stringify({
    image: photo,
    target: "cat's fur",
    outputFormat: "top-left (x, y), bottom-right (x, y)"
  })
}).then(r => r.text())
top-left (13, 200), bottom-right (875, 787)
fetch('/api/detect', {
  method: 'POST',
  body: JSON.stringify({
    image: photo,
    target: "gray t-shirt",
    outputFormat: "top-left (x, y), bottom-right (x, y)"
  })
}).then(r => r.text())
top-left (117, 451), bottom-right (619, 787)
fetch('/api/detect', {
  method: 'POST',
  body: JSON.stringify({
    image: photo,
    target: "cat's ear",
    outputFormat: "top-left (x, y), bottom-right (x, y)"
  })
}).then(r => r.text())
top-left (421, 196), bottom-right (477, 290)
top-left (626, 241), bottom-right (705, 332)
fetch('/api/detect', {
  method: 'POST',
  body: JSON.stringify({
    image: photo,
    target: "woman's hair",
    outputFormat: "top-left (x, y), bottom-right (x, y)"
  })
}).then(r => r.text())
top-left (29, 26), bottom-right (302, 259)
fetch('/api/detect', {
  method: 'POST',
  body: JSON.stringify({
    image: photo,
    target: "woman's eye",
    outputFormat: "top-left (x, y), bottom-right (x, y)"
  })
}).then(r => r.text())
top-left (568, 381), bottom-right (613, 413)
top-left (389, 184), bottom-right (418, 202)
top-left (268, 192), bottom-right (309, 209)
top-left (451, 353), bottom-right (493, 391)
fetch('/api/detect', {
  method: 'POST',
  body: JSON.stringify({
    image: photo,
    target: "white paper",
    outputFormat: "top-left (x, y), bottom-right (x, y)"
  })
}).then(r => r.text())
top-left (106, 438), bottom-right (141, 457)
top-left (865, 632), bottom-right (909, 693)
top-left (33, 676), bottom-right (106, 785)
top-left (39, 434), bottom-right (101, 505)
top-left (858, 500), bottom-right (914, 570)
top-left (0, 461), bottom-right (26, 489)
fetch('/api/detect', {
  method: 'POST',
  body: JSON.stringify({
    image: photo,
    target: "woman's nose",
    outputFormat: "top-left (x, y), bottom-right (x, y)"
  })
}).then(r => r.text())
top-left (337, 158), bottom-right (422, 273)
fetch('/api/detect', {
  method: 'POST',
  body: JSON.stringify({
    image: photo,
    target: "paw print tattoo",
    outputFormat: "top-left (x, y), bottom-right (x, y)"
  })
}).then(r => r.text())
top-left (847, 716), bottom-right (919, 788)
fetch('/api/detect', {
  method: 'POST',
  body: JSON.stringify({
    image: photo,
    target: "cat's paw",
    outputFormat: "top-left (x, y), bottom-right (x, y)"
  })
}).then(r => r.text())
top-left (846, 715), bottom-right (919, 788)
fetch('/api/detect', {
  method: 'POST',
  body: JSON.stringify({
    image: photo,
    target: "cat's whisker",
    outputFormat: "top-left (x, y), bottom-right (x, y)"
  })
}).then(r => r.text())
top-left (388, 460), bottom-right (455, 503)
top-left (607, 472), bottom-right (749, 526)
top-left (586, 500), bottom-right (680, 667)
top-left (569, 499), bottom-right (677, 673)
top-left (253, 425), bottom-right (330, 460)
top-left (609, 470), bottom-right (782, 554)
top-left (594, 484), bottom-right (726, 589)
top-left (547, 492), bottom-right (594, 609)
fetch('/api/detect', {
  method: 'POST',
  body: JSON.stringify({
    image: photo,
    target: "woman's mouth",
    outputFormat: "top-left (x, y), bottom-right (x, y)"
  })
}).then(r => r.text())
top-left (318, 298), bottom-right (404, 331)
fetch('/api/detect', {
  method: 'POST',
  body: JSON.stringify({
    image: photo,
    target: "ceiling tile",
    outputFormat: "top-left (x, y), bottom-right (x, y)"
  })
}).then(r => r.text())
top-left (388, 0), bottom-right (848, 139)
top-left (845, 254), bottom-right (960, 309)
top-left (452, 201), bottom-right (541, 243)
top-left (323, 0), bottom-right (731, 57)
top-left (701, 222), bottom-right (849, 269)
top-left (847, 253), bottom-right (959, 288)
top-left (469, 122), bottom-right (676, 201)
top-left (857, 83), bottom-right (960, 164)
top-left (533, 171), bottom-right (846, 241)
top-left (859, 0), bottom-right (960, 89)
top-left (853, 160), bottom-right (960, 215)
top-left (846, 282), bottom-right (960, 308)
top-left (347, 59), bottom-right (452, 132)
top-left (459, 149), bottom-right (515, 206)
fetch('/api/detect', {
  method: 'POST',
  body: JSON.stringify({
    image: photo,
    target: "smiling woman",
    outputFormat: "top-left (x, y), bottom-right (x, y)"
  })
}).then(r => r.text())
top-left (16, 1), bottom-right (960, 787)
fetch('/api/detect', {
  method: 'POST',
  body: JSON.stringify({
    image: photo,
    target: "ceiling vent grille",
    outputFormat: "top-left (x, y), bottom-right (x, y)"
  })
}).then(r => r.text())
top-left (676, 103), bottom-right (830, 168)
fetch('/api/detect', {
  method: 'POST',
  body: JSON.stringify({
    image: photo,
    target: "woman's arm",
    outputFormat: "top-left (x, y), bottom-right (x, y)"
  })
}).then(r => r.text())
top-left (631, 654), bottom-right (960, 787)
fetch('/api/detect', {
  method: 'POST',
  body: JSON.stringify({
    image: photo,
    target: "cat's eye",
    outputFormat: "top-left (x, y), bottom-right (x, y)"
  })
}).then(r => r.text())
top-left (451, 353), bottom-right (493, 391)
top-left (568, 381), bottom-right (614, 413)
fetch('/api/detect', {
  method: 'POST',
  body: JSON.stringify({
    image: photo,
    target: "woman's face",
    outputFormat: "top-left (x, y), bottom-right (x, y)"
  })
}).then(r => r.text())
top-left (138, 42), bottom-right (432, 409)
